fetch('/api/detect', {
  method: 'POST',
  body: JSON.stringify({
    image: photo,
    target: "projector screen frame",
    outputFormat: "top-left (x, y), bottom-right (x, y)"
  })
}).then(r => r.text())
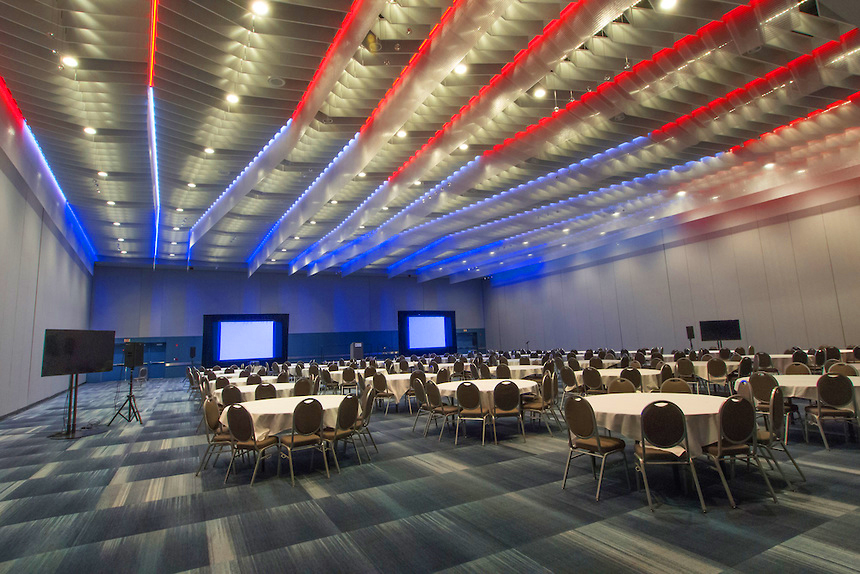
top-left (398, 310), bottom-right (457, 355)
top-left (202, 313), bottom-right (289, 367)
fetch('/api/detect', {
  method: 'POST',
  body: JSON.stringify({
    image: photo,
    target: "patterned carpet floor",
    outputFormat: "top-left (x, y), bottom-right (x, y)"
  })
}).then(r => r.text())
top-left (0, 378), bottom-right (859, 573)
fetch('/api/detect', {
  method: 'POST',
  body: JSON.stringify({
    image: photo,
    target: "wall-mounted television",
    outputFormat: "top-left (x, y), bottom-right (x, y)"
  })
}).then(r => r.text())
top-left (699, 319), bottom-right (742, 342)
top-left (41, 329), bottom-right (116, 376)
top-left (202, 314), bottom-right (289, 366)
top-left (398, 311), bottom-right (457, 355)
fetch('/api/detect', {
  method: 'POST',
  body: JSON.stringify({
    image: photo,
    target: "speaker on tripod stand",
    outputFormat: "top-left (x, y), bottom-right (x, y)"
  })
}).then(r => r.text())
top-left (109, 342), bottom-right (144, 426)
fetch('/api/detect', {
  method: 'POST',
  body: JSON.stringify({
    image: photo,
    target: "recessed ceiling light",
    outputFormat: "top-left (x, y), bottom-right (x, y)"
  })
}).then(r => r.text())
top-left (97, 171), bottom-right (108, 177)
top-left (186, 182), bottom-right (196, 188)
top-left (61, 56), bottom-right (78, 67)
top-left (563, 228), bottom-right (570, 233)
top-left (120, 250), bottom-right (127, 254)
top-left (381, 206), bottom-right (389, 210)
top-left (711, 195), bottom-right (719, 200)
top-left (169, 253), bottom-right (175, 257)
top-left (226, 93), bottom-right (240, 104)
top-left (459, 143), bottom-right (469, 150)
top-left (281, 248), bottom-right (287, 252)
top-left (204, 147), bottom-right (215, 154)
top-left (170, 241), bottom-right (177, 245)
top-left (293, 236), bottom-right (300, 240)
top-left (600, 231), bottom-right (606, 236)
top-left (113, 222), bottom-right (121, 226)
top-left (358, 172), bottom-right (366, 177)
top-left (176, 207), bottom-right (184, 212)
top-left (271, 258), bottom-right (277, 262)
top-left (489, 251), bottom-right (495, 255)
top-left (649, 216), bottom-right (655, 220)
top-left (462, 260), bottom-right (467, 264)
top-left (172, 226), bottom-right (180, 231)
top-left (117, 238), bottom-right (125, 242)
top-left (413, 181), bottom-right (421, 185)
top-left (534, 87), bottom-right (547, 98)
top-left (613, 211), bottom-right (621, 216)
top-left (676, 191), bottom-right (686, 197)
top-left (396, 130), bottom-right (407, 138)
top-left (455, 63), bottom-right (468, 74)
top-left (659, 0), bottom-right (677, 9)
top-left (796, 169), bottom-right (807, 174)
top-left (528, 253), bottom-right (533, 257)
top-left (251, 0), bottom-right (270, 16)
top-left (561, 243), bottom-right (567, 247)
top-left (83, 127), bottom-right (97, 135)
top-left (310, 220), bottom-right (317, 225)
top-left (359, 225), bottom-right (365, 229)
top-left (764, 162), bottom-right (776, 169)
top-left (106, 200), bottom-right (115, 206)
top-left (522, 241), bottom-right (529, 245)
top-left (330, 199), bottom-right (338, 204)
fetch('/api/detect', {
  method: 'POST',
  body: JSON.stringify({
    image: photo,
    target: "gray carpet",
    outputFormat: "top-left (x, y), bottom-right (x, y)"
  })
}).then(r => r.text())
top-left (0, 378), bottom-right (859, 573)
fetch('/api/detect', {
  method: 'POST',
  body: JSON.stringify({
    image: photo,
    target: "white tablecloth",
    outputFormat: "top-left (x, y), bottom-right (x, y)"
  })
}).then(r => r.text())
top-left (585, 393), bottom-right (726, 456)
top-left (506, 364), bottom-right (544, 379)
top-left (773, 374), bottom-right (860, 405)
top-left (219, 395), bottom-right (345, 441)
top-left (381, 372), bottom-right (438, 402)
top-left (213, 382), bottom-right (296, 403)
top-left (206, 375), bottom-right (278, 394)
top-left (574, 368), bottom-right (663, 392)
top-left (436, 379), bottom-right (538, 409)
top-left (668, 361), bottom-right (740, 379)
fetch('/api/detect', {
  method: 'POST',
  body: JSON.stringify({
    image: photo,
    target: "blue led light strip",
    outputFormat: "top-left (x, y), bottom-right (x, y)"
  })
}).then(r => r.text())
top-left (147, 86), bottom-right (161, 267)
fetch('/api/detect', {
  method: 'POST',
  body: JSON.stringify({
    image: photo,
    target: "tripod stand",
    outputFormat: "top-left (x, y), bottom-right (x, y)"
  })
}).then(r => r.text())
top-left (109, 367), bottom-right (142, 425)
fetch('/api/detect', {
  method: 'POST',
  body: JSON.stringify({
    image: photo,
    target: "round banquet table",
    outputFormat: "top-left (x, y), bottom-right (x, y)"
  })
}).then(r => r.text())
top-left (213, 382), bottom-right (296, 403)
top-left (574, 368), bottom-right (663, 392)
top-left (772, 374), bottom-right (860, 407)
top-left (218, 395), bottom-right (345, 441)
top-left (585, 393), bottom-right (727, 456)
top-left (436, 379), bottom-right (538, 409)
top-left (505, 364), bottom-right (545, 379)
top-left (206, 374), bottom-right (278, 393)
top-left (667, 361), bottom-right (740, 379)
top-left (382, 372), bottom-right (437, 402)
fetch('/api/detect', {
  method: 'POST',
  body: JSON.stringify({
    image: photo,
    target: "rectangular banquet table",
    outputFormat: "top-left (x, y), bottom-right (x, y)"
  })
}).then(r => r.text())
top-left (585, 393), bottom-right (727, 456)
top-left (219, 394), bottom-right (345, 441)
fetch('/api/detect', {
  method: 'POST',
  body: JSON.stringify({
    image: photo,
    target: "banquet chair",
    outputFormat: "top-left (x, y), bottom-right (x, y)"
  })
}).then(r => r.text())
top-left (491, 381), bottom-right (526, 444)
top-left (805, 373), bottom-right (860, 449)
top-left (620, 368), bottom-right (642, 392)
top-left (853, 346), bottom-right (860, 363)
top-left (215, 376), bottom-right (230, 390)
top-left (757, 386), bottom-right (805, 487)
top-left (455, 382), bottom-right (490, 445)
top-left (719, 348), bottom-right (732, 360)
top-left (660, 378), bottom-right (692, 393)
top-left (424, 381), bottom-right (461, 440)
top-left (452, 360), bottom-right (466, 381)
top-left (196, 398), bottom-right (232, 476)
top-left (675, 358), bottom-right (698, 386)
top-left (822, 358), bottom-right (840, 373)
top-left (792, 350), bottom-right (809, 365)
top-left (355, 387), bottom-right (379, 456)
top-left (735, 380), bottom-right (754, 403)
top-left (437, 368), bottom-right (450, 384)
top-left (562, 396), bottom-right (630, 500)
top-left (239, 368), bottom-right (251, 378)
top-left (224, 404), bottom-right (281, 486)
top-left (254, 383), bottom-right (277, 400)
top-left (607, 378), bottom-right (636, 394)
top-left (748, 372), bottom-right (797, 432)
top-left (221, 384), bottom-right (243, 406)
top-left (280, 398), bottom-right (330, 486)
top-left (706, 358), bottom-right (729, 395)
top-left (495, 364), bottom-right (511, 379)
top-left (523, 374), bottom-right (562, 435)
top-left (399, 358), bottom-right (410, 373)
top-left (617, 354), bottom-right (630, 368)
top-left (329, 362), bottom-right (339, 371)
top-left (308, 363), bottom-right (320, 380)
top-left (828, 362), bottom-right (858, 376)
top-left (582, 367), bottom-right (606, 395)
top-left (560, 366), bottom-right (580, 398)
top-left (340, 367), bottom-right (358, 394)
top-left (659, 364), bottom-right (674, 387)
top-left (319, 369), bottom-right (333, 394)
top-left (635, 400), bottom-right (707, 513)
top-left (321, 394), bottom-right (362, 471)
top-left (568, 357), bottom-right (581, 371)
top-left (372, 373), bottom-right (398, 414)
top-left (294, 377), bottom-right (312, 397)
top-left (405, 370), bottom-right (427, 412)
top-left (519, 356), bottom-right (531, 366)
top-left (589, 357), bottom-right (604, 369)
top-left (785, 362), bottom-right (811, 375)
top-left (755, 353), bottom-right (779, 373)
top-left (256, 366), bottom-right (267, 376)
top-left (411, 378), bottom-right (433, 432)
top-left (702, 395), bottom-right (778, 508)
top-left (277, 371), bottom-right (291, 383)
top-left (468, 363), bottom-right (479, 380)
top-left (479, 363), bottom-right (492, 379)
top-left (364, 366), bottom-right (376, 379)
top-left (247, 373), bottom-right (262, 386)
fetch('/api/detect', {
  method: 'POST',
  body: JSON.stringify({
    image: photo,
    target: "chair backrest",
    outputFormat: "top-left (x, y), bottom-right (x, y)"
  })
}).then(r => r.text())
top-left (854, 346), bottom-right (860, 362)
top-left (735, 380), bottom-right (754, 403)
top-left (222, 384), bottom-right (243, 405)
top-left (660, 378), bottom-right (691, 393)
top-left (479, 363), bottom-right (492, 379)
top-left (825, 346), bottom-right (841, 361)
top-left (454, 359), bottom-right (465, 373)
top-left (828, 362), bottom-right (858, 376)
top-left (792, 349), bottom-right (808, 365)
top-left (737, 356), bottom-right (754, 377)
top-left (410, 370), bottom-right (427, 385)
top-left (519, 356), bottom-right (530, 365)
top-left (364, 366), bottom-right (376, 378)
top-left (372, 372), bottom-right (388, 392)
top-left (718, 348), bottom-right (731, 360)
top-left (565, 395), bottom-right (597, 441)
top-left (247, 373), bottom-right (262, 386)
top-left (634, 351), bottom-right (646, 364)
top-left (424, 381), bottom-right (444, 409)
top-left (255, 383), bottom-right (276, 400)
top-left (608, 378), bottom-right (636, 394)
top-left (215, 376), bottom-right (230, 390)
top-left (814, 349), bottom-right (826, 366)
top-left (660, 363), bottom-right (674, 384)
top-left (568, 357), bottom-right (581, 371)
top-left (239, 368), bottom-right (251, 378)
top-left (560, 366), bottom-right (575, 389)
top-left (717, 395), bottom-right (756, 450)
top-left (309, 364), bottom-right (320, 377)
top-left (620, 368), bottom-right (642, 390)
top-left (226, 404), bottom-right (254, 443)
top-left (336, 394), bottom-right (359, 431)
top-left (785, 362), bottom-right (811, 375)
top-left (495, 364), bottom-right (511, 379)
top-left (356, 373), bottom-right (366, 394)
top-left (582, 367), bottom-right (603, 390)
top-left (817, 373), bottom-right (855, 409)
top-left (320, 369), bottom-right (333, 387)
top-left (540, 373), bottom-right (554, 401)
top-left (329, 362), bottom-right (339, 371)
top-left (436, 368), bottom-right (450, 384)
top-left (293, 398), bottom-right (323, 435)
top-left (708, 358), bottom-right (727, 377)
top-left (749, 372), bottom-right (777, 403)
top-left (769, 385), bottom-right (786, 440)
top-left (641, 400), bottom-right (686, 449)
top-left (277, 371), bottom-right (291, 383)
top-left (618, 355), bottom-right (630, 368)
top-left (589, 357), bottom-right (604, 369)
top-left (493, 381), bottom-right (520, 411)
top-left (359, 387), bottom-right (377, 425)
top-left (457, 382), bottom-right (481, 410)
top-left (412, 378), bottom-right (428, 406)
top-left (676, 358), bottom-right (695, 377)
top-left (204, 398), bottom-right (222, 432)
top-left (294, 377), bottom-right (312, 396)
top-left (342, 366), bottom-right (356, 383)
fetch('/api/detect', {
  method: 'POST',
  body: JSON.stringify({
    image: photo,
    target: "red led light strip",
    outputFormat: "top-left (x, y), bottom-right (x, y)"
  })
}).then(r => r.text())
top-left (0, 76), bottom-right (25, 128)
top-left (148, 0), bottom-right (158, 87)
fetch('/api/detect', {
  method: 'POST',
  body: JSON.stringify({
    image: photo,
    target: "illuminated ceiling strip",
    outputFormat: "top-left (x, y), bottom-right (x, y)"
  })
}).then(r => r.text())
top-left (249, 0), bottom-right (513, 275)
top-left (332, 0), bottom-right (811, 275)
top-left (291, 0), bottom-right (640, 274)
top-left (188, 0), bottom-right (387, 255)
top-left (147, 87), bottom-right (161, 267)
top-left (0, 76), bottom-right (96, 271)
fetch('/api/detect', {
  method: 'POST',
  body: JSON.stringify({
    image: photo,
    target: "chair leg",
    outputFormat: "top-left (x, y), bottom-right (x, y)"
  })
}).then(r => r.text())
top-left (815, 416), bottom-right (830, 450)
top-left (621, 451), bottom-right (632, 491)
top-left (687, 459), bottom-right (707, 513)
top-left (196, 444), bottom-right (213, 476)
top-left (286, 449), bottom-right (295, 486)
top-left (519, 414), bottom-right (526, 442)
top-left (328, 440), bottom-right (341, 473)
top-left (320, 443), bottom-right (331, 479)
top-left (637, 460), bottom-right (656, 511)
top-left (761, 444), bottom-right (793, 489)
top-left (481, 417), bottom-right (487, 446)
top-left (779, 441), bottom-right (806, 482)
top-left (709, 455), bottom-right (736, 508)
top-left (595, 455), bottom-right (607, 501)
top-left (454, 417), bottom-right (461, 445)
top-left (562, 449), bottom-right (573, 489)
top-left (364, 427), bottom-right (379, 452)
top-left (250, 450), bottom-right (263, 486)
top-left (751, 453), bottom-right (779, 503)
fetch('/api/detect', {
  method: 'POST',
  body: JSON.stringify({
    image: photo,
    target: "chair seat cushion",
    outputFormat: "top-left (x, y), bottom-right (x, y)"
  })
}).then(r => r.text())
top-left (281, 433), bottom-right (321, 448)
top-left (703, 440), bottom-right (751, 457)
top-left (459, 407), bottom-right (489, 418)
top-left (493, 408), bottom-right (520, 416)
top-left (805, 405), bottom-right (855, 417)
top-left (233, 435), bottom-right (279, 449)
top-left (213, 432), bottom-right (231, 443)
top-left (375, 391), bottom-right (395, 398)
top-left (573, 435), bottom-right (625, 452)
top-left (522, 400), bottom-right (548, 410)
top-left (634, 442), bottom-right (684, 461)
top-left (320, 428), bottom-right (354, 441)
top-left (433, 405), bottom-right (460, 415)
top-left (756, 428), bottom-right (776, 445)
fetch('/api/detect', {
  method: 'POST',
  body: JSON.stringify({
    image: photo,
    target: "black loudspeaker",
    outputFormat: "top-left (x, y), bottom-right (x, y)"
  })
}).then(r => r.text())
top-left (686, 326), bottom-right (695, 339)
top-left (124, 342), bottom-right (144, 368)
top-left (190, 346), bottom-right (196, 359)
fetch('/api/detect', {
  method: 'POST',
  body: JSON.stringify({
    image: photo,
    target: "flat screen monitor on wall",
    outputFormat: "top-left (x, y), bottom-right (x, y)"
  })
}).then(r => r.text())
top-left (699, 319), bottom-right (742, 342)
top-left (202, 314), bottom-right (289, 366)
top-left (41, 329), bottom-right (116, 376)
top-left (398, 311), bottom-right (457, 355)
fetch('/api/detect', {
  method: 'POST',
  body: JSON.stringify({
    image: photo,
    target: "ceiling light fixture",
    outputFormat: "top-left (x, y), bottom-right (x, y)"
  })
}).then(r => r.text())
top-left (170, 241), bottom-right (177, 245)
top-left (120, 250), bottom-right (127, 254)
top-left (659, 0), bottom-right (677, 9)
top-left (677, 191), bottom-right (687, 196)
top-left (359, 225), bottom-right (366, 229)
top-left (117, 238), bottom-right (125, 242)
top-left (169, 253), bottom-right (175, 257)
top-left (294, 236), bottom-right (300, 240)
top-left (83, 127), bottom-right (97, 135)
top-left (534, 87), bottom-right (547, 98)
top-left (454, 63), bottom-right (467, 74)
top-left (187, 182), bottom-right (196, 188)
top-left (226, 93), bottom-right (240, 104)
top-left (358, 172), bottom-right (367, 177)
top-left (62, 56), bottom-right (78, 68)
top-left (764, 162), bottom-right (776, 169)
top-left (204, 147), bottom-right (215, 154)
top-left (281, 248), bottom-right (287, 252)
top-left (97, 171), bottom-right (108, 177)
top-left (250, 0), bottom-right (270, 16)
top-left (271, 258), bottom-right (277, 262)
top-left (113, 222), bottom-right (121, 226)
top-left (459, 143), bottom-right (469, 150)
top-left (310, 220), bottom-right (317, 225)
top-left (173, 227), bottom-right (180, 231)
top-left (396, 130), bottom-right (407, 138)
top-left (176, 208), bottom-right (184, 212)
top-left (381, 206), bottom-right (389, 210)
top-left (106, 200), bottom-right (115, 206)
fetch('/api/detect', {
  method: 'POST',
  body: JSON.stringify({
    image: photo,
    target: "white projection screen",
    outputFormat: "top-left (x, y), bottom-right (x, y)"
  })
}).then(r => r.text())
top-left (218, 321), bottom-right (275, 361)
top-left (407, 316), bottom-right (447, 349)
